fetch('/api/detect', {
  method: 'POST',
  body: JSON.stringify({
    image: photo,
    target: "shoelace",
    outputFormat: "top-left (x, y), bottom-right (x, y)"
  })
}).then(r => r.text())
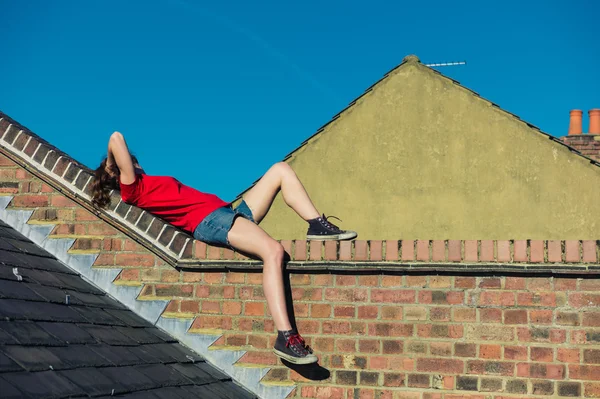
top-left (286, 333), bottom-right (312, 353)
top-left (322, 214), bottom-right (342, 231)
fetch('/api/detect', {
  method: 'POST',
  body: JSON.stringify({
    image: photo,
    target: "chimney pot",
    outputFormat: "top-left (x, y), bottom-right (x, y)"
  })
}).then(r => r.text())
top-left (568, 110), bottom-right (583, 135)
top-left (589, 109), bottom-right (600, 135)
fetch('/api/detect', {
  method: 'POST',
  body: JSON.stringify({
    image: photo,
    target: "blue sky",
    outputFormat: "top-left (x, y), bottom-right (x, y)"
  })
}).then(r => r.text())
top-left (1, 0), bottom-right (598, 200)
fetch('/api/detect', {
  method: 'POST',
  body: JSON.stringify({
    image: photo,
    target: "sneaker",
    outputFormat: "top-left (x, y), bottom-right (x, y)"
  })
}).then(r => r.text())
top-left (273, 331), bottom-right (318, 365)
top-left (307, 214), bottom-right (357, 240)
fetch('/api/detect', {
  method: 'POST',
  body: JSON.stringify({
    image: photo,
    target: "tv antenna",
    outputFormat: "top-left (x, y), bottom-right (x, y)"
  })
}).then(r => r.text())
top-left (424, 61), bottom-right (467, 67)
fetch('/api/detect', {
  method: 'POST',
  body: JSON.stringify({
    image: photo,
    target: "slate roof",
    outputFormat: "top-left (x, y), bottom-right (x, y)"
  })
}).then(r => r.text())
top-left (0, 219), bottom-right (256, 399)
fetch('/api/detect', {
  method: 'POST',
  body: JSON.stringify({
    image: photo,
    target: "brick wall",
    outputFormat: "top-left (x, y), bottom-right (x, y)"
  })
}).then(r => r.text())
top-left (562, 134), bottom-right (600, 162)
top-left (1, 149), bottom-right (600, 399)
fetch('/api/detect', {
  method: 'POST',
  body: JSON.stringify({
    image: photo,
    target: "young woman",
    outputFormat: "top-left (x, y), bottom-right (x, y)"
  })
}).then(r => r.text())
top-left (92, 131), bottom-right (357, 364)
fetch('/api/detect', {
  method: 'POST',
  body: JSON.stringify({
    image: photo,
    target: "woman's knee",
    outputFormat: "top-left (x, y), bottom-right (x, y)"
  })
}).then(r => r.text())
top-left (261, 240), bottom-right (285, 264)
top-left (270, 162), bottom-right (293, 178)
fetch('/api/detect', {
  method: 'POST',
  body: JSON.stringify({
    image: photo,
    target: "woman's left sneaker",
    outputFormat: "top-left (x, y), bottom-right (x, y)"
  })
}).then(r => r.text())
top-left (307, 214), bottom-right (357, 240)
top-left (273, 330), bottom-right (318, 365)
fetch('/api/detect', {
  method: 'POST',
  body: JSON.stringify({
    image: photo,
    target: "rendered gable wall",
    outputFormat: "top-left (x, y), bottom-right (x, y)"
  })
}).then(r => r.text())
top-left (246, 57), bottom-right (600, 240)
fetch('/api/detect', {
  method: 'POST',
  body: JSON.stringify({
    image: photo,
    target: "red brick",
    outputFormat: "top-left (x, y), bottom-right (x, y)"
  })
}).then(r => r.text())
top-left (161, 270), bottom-right (179, 283)
top-left (497, 241), bottom-right (510, 262)
top-left (358, 306), bottom-right (378, 319)
top-left (455, 277), bottom-right (476, 289)
top-left (448, 240), bottom-right (461, 261)
top-left (339, 241), bottom-right (351, 261)
top-left (381, 276), bottom-right (403, 287)
top-left (222, 248), bottom-right (234, 260)
top-left (401, 240), bottom-right (414, 261)
top-left (371, 289), bottom-right (415, 304)
top-left (280, 240), bottom-right (292, 256)
top-left (416, 358), bottom-right (464, 374)
top-left (417, 324), bottom-right (462, 339)
top-left (222, 302), bottom-right (242, 315)
top-left (583, 240), bottom-right (598, 263)
top-left (416, 240), bottom-right (429, 261)
top-left (479, 277), bottom-right (501, 289)
top-left (358, 275), bottom-right (379, 286)
top-left (584, 382), bottom-right (600, 397)
top-left (225, 273), bottom-right (245, 284)
top-left (334, 305), bottom-right (355, 318)
top-left (513, 240), bottom-right (527, 262)
top-left (310, 240), bottom-right (323, 261)
top-left (432, 240), bottom-right (445, 261)
top-left (529, 310), bottom-right (553, 324)
top-left (464, 240), bottom-right (477, 262)
top-left (584, 349), bottom-right (600, 364)
top-left (557, 348), bottom-right (580, 363)
top-left (505, 277), bottom-right (526, 290)
top-left (309, 304), bottom-right (330, 319)
top-left (237, 351), bottom-right (278, 366)
top-left (569, 365), bottom-right (600, 381)
top-left (479, 291), bottom-right (515, 306)
top-left (548, 240), bottom-right (562, 262)
top-left (190, 315), bottom-right (232, 330)
top-left (369, 241), bottom-right (383, 261)
top-left (369, 323), bottom-right (413, 337)
top-left (453, 308), bottom-right (476, 322)
top-left (335, 275), bottom-right (356, 287)
top-left (325, 288), bottom-right (367, 302)
top-left (182, 272), bottom-right (202, 283)
top-left (381, 306), bottom-right (403, 320)
top-left (406, 275), bottom-right (426, 287)
top-left (480, 240), bottom-right (494, 261)
top-left (528, 278), bottom-right (552, 291)
top-left (336, 338), bottom-right (356, 353)
top-left (530, 347), bottom-right (553, 362)
top-left (480, 344), bottom-right (501, 359)
top-left (583, 312), bottom-right (600, 327)
top-left (565, 240), bottom-right (581, 262)
top-left (504, 346), bottom-right (528, 360)
top-left (555, 278), bottom-right (577, 291)
top-left (51, 195), bottom-right (77, 207)
top-left (194, 241), bottom-right (207, 259)
top-left (203, 272), bottom-right (224, 284)
top-left (313, 274), bottom-right (333, 286)
top-left (467, 360), bottom-right (514, 376)
top-left (115, 253), bottom-right (154, 267)
top-left (206, 245), bottom-right (220, 259)
top-left (479, 308), bottom-right (502, 323)
top-left (324, 241), bottom-right (337, 260)
top-left (385, 240), bottom-right (398, 261)
top-left (355, 240), bottom-right (368, 260)
top-left (530, 240), bottom-right (544, 262)
top-left (12, 195), bottom-right (49, 207)
top-left (201, 301), bottom-right (220, 314)
top-left (504, 309), bottom-right (527, 324)
top-left (569, 293), bottom-right (600, 308)
top-left (294, 240), bottom-right (307, 260)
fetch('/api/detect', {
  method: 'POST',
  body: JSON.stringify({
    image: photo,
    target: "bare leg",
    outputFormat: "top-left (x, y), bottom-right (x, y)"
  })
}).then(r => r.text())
top-left (242, 162), bottom-right (320, 224)
top-left (227, 216), bottom-right (291, 331)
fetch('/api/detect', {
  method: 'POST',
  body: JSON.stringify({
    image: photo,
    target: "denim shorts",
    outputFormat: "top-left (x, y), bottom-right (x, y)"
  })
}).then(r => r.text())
top-left (193, 200), bottom-right (256, 248)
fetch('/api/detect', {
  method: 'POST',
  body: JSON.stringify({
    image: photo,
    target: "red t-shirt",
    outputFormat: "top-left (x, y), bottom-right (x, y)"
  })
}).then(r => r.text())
top-left (119, 173), bottom-right (229, 233)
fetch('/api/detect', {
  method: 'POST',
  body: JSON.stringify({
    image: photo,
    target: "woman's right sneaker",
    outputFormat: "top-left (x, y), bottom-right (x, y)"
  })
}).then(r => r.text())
top-left (307, 214), bottom-right (357, 240)
top-left (273, 330), bottom-right (318, 365)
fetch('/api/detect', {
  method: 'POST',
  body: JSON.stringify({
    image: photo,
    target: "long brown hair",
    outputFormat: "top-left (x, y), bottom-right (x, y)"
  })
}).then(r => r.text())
top-left (91, 155), bottom-right (138, 208)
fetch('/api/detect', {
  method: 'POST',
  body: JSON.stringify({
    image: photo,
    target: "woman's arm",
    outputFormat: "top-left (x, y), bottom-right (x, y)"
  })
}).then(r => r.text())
top-left (107, 131), bottom-right (136, 185)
